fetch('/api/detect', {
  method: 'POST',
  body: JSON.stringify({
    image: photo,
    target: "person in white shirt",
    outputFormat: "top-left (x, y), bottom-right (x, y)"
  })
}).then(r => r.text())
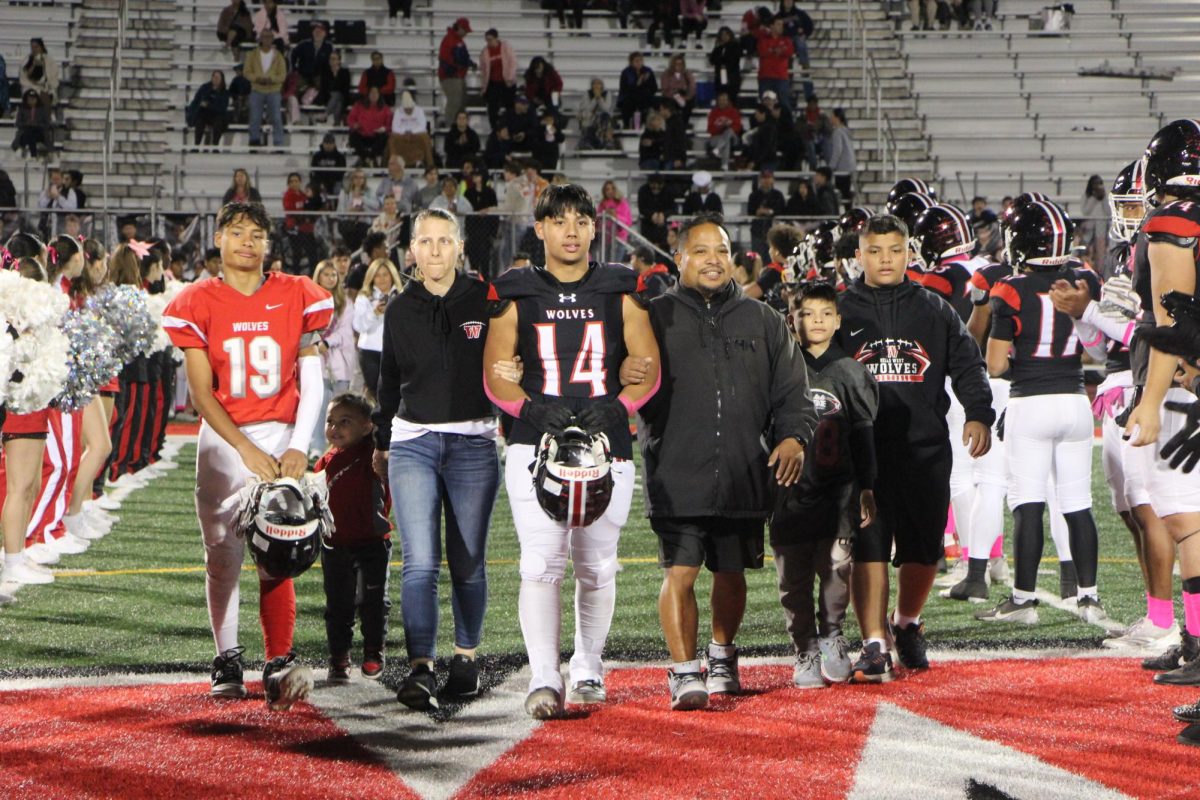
top-left (351, 258), bottom-right (402, 400)
top-left (428, 176), bottom-right (474, 231)
top-left (388, 91), bottom-right (434, 167)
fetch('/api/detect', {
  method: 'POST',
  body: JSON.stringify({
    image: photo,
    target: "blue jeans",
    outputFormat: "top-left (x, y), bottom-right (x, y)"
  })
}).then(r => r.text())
top-left (388, 431), bottom-right (500, 661)
top-left (249, 90), bottom-right (283, 146)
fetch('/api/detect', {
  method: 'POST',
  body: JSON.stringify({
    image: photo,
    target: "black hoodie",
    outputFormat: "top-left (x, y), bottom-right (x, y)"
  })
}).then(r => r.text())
top-left (372, 272), bottom-right (494, 448)
top-left (834, 276), bottom-right (993, 447)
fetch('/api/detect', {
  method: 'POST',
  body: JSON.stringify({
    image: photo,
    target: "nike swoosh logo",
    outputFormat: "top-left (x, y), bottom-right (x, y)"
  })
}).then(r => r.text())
top-left (851, 328), bottom-right (865, 336)
top-left (266, 303), bottom-right (284, 310)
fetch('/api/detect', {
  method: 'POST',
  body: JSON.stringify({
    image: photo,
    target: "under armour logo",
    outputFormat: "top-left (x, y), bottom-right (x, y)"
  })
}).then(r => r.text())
top-left (559, 293), bottom-right (577, 303)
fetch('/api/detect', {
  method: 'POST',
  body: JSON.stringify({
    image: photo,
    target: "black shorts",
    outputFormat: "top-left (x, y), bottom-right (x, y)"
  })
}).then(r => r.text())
top-left (853, 440), bottom-right (951, 567)
top-left (652, 516), bottom-right (765, 573)
top-left (770, 479), bottom-right (860, 547)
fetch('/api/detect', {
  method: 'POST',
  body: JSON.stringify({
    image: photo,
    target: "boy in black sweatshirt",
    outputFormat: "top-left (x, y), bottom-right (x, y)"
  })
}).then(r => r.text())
top-left (771, 282), bottom-right (878, 689)
top-left (834, 215), bottom-right (994, 683)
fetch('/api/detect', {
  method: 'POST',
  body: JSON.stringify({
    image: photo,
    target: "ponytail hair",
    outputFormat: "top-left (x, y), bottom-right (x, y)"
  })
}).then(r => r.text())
top-left (5, 231), bottom-right (46, 271)
top-left (108, 244), bottom-right (143, 287)
top-left (46, 233), bottom-right (83, 283)
top-left (73, 238), bottom-right (108, 296)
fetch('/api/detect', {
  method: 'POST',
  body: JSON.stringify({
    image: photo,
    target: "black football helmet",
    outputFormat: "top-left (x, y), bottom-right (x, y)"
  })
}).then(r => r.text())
top-left (911, 203), bottom-right (975, 270)
top-left (796, 220), bottom-right (839, 278)
top-left (837, 207), bottom-right (874, 237)
top-left (534, 426), bottom-right (614, 528)
top-left (1004, 200), bottom-right (1075, 272)
top-left (235, 475), bottom-right (333, 579)
top-left (886, 192), bottom-right (939, 233)
top-left (1142, 119), bottom-right (1200, 206)
top-left (1109, 159), bottom-right (1146, 243)
top-left (886, 178), bottom-right (938, 209)
top-left (999, 191), bottom-right (1051, 233)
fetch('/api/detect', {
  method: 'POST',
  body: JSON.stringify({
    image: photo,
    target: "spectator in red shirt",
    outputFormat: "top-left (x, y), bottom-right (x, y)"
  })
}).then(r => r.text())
top-left (283, 172), bottom-right (310, 233)
top-left (705, 89), bottom-right (742, 169)
top-left (479, 29), bottom-right (517, 129)
top-left (358, 51), bottom-right (397, 106)
top-left (754, 16), bottom-right (795, 113)
top-left (524, 56), bottom-right (563, 112)
top-left (315, 393), bottom-right (393, 683)
top-left (438, 17), bottom-right (475, 124)
top-left (347, 86), bottom-right (392, 166)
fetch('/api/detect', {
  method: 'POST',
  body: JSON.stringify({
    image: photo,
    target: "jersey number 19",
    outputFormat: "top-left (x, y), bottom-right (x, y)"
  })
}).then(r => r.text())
top-left (222, 336), bottom-right (282, 398)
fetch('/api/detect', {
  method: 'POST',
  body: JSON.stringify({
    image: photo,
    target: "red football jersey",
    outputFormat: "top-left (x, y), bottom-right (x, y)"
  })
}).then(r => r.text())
top-left (163, 273), bottom-right (333, 426)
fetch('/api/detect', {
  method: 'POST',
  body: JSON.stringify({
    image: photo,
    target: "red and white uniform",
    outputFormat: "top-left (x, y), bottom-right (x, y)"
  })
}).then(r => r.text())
top-left (164, 273), bottom-right (332, 657)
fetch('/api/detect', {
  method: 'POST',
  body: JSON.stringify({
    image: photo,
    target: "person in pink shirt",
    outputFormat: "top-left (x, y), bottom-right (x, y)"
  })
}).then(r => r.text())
top-left (597, 180), bottom-right (632, 262)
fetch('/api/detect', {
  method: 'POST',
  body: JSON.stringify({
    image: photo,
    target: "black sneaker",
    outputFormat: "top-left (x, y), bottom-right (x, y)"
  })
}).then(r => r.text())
top-left (263, 652), bottom-right (313, 711)
top-left (849, 642), bottom-right (894, 684)
top-left (444, 654), bottom-right (480, 698)
top-left (328, 654), bottom-right (351, 685)
top-left (1146, 634), bottom-right (1199, 672)
top-left (1174, 699), bottom-right (1200, 725)
top-left (892, 621), bottom-right (929, 670)
top-left (397, 662), bottom-right (439, 710)
top-left (361, 650), bottom-right (384, 680)
top-left (210, 646), bottom-right (247, 698)
top-left (940, 577), bottom-right (988, 603)
top-left (1179, 723), bottom-right (1200, 748)
top-left (1156, 653), bottom-right (1200, 686)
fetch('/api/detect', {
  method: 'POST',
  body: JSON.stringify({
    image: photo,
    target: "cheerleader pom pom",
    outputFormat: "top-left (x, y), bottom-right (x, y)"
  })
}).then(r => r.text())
top-left (55, 309), bottom-right (122, 413)
top-left (7, 326), bottom-right (70, 414)
top-left (87, 284), bottom-right (155, 364)
top-left (0, 313), bottom-right (13, 406)
top-left (0, 271), bottom-right (70, 333)
top-left (144, 293), bottom-right (174, 355)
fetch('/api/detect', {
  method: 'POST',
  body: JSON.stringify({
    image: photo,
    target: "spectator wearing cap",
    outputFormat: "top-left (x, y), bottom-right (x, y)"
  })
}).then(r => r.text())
top-left (311, 133), bottom-right (347, 198)
top-left (748, 170), bottom-right (786, 256)
top-left (316, 50), bottom-right (351, 123)
top-left (187, 70), bottom-right (230, 147)
top-left (825, 108), bottom-right (855, 208)
top-left (637, 173), bottom-right (675, 252)
top-left (752, 15), bottom-right (795, 114)
top-left (709, 26), bottom-right (743, 103)
top-left (480, 29), bottom-right (518, 129)
top-left (811, 167), bottom-right (840, 216)
top-left (705, 90), bottom-right (742, 170)
top-left (359, 52), bottom-right (397, 106)
top-left (682, 171), bottom-right (723, 215)
top-left (245, 27), bottom-right (287, 148)
top-left (252, 0), bottom-right (289, 50)
top-left (744, 104), bottom-right (779, 172)
top-left (618, 52), bottom-right (658, 130)
top-left (389, 91), bottom-right (435, 168)
top-left (439, 17), bottom-right (476, 124)
top-left (660, 55), bottom-right (697, 121)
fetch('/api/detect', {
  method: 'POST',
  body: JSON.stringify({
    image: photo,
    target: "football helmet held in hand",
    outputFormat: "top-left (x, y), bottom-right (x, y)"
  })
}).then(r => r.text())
top-left (534, 426), bottom-right (614, 528)
top-left (234, 475), bottom-right (333, 579)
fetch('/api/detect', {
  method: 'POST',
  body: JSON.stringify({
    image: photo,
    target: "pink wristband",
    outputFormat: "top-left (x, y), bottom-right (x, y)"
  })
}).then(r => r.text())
top-left (618, 368), bottom-right (662, 415)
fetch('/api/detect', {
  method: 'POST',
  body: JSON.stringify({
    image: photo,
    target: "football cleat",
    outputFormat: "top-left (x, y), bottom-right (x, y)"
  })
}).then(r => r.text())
top-left (934, 558), bottom-right (969, 588)
top-left (1155, 653), bottom-right (1200, 687)
top-left (892, 621), bottom-right (930, 670)
top-left (445, 654), bottom-right (480, 698)
top-left (668, 669), bottom-right (709, 710)
top-left (1103, 618), bottom-right (1182, 653)
top-left (524, 687), bottom-right (563, 720)
top-left (567, 678), bottom-right (607, 705)
top-left (940, 577), bottom-right (989, 603)
top-left (1179, 723), bottom-right (1200, 749)
top-left (793, 651), bottom-right (826, 689)
top-left (327, 655), bottom-right (351, 685)
top-left (976, 596), bottom-right (1039, 625)
top-left (397, 662), bottom-right (439, 710)
top-left (210, 646), bottom-right (247, 699)
top-left (1076, 596), bottom-right (1108, 625)
top-left (849, 642), bottom-right (894, 684)
top-left (989, 556), bottom-right (1010, 584)
top-left (818, 634), bottom-right (852, 683)
top-left (705, 647), bottom-right (741, 695)
top-left (263, 652), bottom-right (313, 710)
top-left (1174, 699), bottom-right (1200, 725)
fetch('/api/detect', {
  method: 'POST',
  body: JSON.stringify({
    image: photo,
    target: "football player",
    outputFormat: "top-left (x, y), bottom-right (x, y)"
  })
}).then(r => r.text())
top-left (163, 203), bottom-right (333, 709)
top-left (976, 200), bottom-right (1107, 625)
top-left (1124, 120), bottom-right (1200, 689)
top-left (483, 184), bottom-right (661, 719)
top-left (1048, 161), bottom-right (1182, 653)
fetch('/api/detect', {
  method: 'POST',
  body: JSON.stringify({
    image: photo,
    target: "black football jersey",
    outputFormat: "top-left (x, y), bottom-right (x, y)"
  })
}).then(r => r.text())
top-left (756, 263), bottom-right (787, 312)
top-left (914, 256), bottom-right (983, 321)
top-left (1102, 240), bottom-right (1134, 375)
top-left (1131, 199), bottom-right (1200, 386)
top-left (990, 267), bottom-right (1100, 397)
top-left (490, 262), bottom-right (637, 456)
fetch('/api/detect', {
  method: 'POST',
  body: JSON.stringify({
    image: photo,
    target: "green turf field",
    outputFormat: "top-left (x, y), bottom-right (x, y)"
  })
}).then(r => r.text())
top-left (0, 442), bottom-right (1166, 673)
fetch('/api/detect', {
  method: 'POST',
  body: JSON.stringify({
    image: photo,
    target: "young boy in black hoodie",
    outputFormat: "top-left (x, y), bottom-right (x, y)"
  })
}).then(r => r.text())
top-left (835, 215), bottom-right (994, 683)
top-left (772, 282), bottom-right (878, 688)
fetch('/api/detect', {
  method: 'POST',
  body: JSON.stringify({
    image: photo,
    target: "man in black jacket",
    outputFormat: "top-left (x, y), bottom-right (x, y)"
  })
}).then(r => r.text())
top-left (835, 215), bottom-right (994, 683)
top-left (639, 213), bottom-right (817, 711)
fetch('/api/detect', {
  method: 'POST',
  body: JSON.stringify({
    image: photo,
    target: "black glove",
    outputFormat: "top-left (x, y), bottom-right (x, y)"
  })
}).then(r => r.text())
top-left (995, 408), bottom-right (1006, 443)
top-left (1160, 399), bottom-right (1200, 473)
top-left (1140, 291), bottom-right (1200, 368)
top-left (576, 398), bottom-right (628, 435)
top-left (520, 399), bottom-right (575, 436)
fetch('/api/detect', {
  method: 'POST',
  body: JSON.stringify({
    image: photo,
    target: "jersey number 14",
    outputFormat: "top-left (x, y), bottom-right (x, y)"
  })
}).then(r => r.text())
top-left (534, 322), bottom-right (607, 397)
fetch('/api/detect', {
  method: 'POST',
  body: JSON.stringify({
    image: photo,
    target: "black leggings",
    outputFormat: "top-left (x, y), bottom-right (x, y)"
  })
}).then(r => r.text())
top-left (358, 348), bottom-right (381, 400)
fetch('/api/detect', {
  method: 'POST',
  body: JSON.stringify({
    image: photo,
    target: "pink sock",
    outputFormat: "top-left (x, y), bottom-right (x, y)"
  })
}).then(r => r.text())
top-left (1147, 594), bottom-right (1175, 630)
top-left (945, 505), bottom-right (955, 536)
top-left (961, 547), bottom-right (969, 561)
top-left (989, 535), bottom-right (1004, 559)
top-left (1184, 592), bottom-right (1200, 638)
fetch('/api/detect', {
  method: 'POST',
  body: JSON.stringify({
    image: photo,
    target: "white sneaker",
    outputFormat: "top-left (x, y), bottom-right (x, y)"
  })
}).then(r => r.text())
top-left (91, 495), bottom-right (122, 511)
top-left (152, 460), bottom-right (178, 470)
top-left (3, 560), bottom-right (54, 585)
top-left (705, 647), bottom-right (741, 695)
top-left (988, 556), bottom-right (1010, 584)
top-left (1103, 618), bottom-right (1182, 653)
top-left (50, 533), bottom-right (90, 555)
top-left (65, 513), bottom-right (104, 541)
top-left (83, 511), bottom-right (113, 532)
top-left (0, 584), bottom-right (15, 604)
top-left (24, 543), bottom-right (61, 565)
top-left (935, 558), bottom-right (969, 587)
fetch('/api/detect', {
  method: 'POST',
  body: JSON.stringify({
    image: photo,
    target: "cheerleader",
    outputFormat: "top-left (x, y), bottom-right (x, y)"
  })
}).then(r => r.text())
top-left (128, 242), bottom-right (166, 476)
top-left (85, 239), bottom-right (123, 511)
top-left (104, 244), bottom-right (152, 487)
top-left (0, 234), bottom-right (57, 584)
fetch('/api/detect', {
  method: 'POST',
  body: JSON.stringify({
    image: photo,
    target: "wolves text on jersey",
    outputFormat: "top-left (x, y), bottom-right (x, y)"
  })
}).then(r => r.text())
top-left (853, 338), bottom-right (932, 383)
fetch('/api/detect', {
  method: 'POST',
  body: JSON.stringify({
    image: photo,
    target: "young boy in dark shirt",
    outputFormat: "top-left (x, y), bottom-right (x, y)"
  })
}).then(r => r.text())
top-left (313, 393), bottom-right (392, 683)
top-left (771, 282), bottom-right (878, 688)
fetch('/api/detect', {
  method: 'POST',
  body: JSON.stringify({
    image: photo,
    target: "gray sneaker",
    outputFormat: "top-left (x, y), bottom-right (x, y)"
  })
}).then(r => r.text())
top-left (988, 556), bottom-right (1010, 584)
top-left (524, 687), bottom-right (563, 720)
top-left (567, 677), bottom-right (607, 705)
top-left (818, 635), bottom-right (852, 683)
top-left (792, 651), bottom-right (826, 689)
top-left (668, 669), bottom-right (709, 711)
top-left (705, 648), bottom-right (741, 695)
top-left (976, 596), bottom-right (1039, 625)
top-left (1077, 596), bottom-right (1108, 625)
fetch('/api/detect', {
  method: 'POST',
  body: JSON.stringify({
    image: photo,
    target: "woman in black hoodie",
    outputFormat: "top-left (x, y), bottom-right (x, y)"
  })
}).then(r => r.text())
top-left (371, 207), bottom-right (499, 710)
